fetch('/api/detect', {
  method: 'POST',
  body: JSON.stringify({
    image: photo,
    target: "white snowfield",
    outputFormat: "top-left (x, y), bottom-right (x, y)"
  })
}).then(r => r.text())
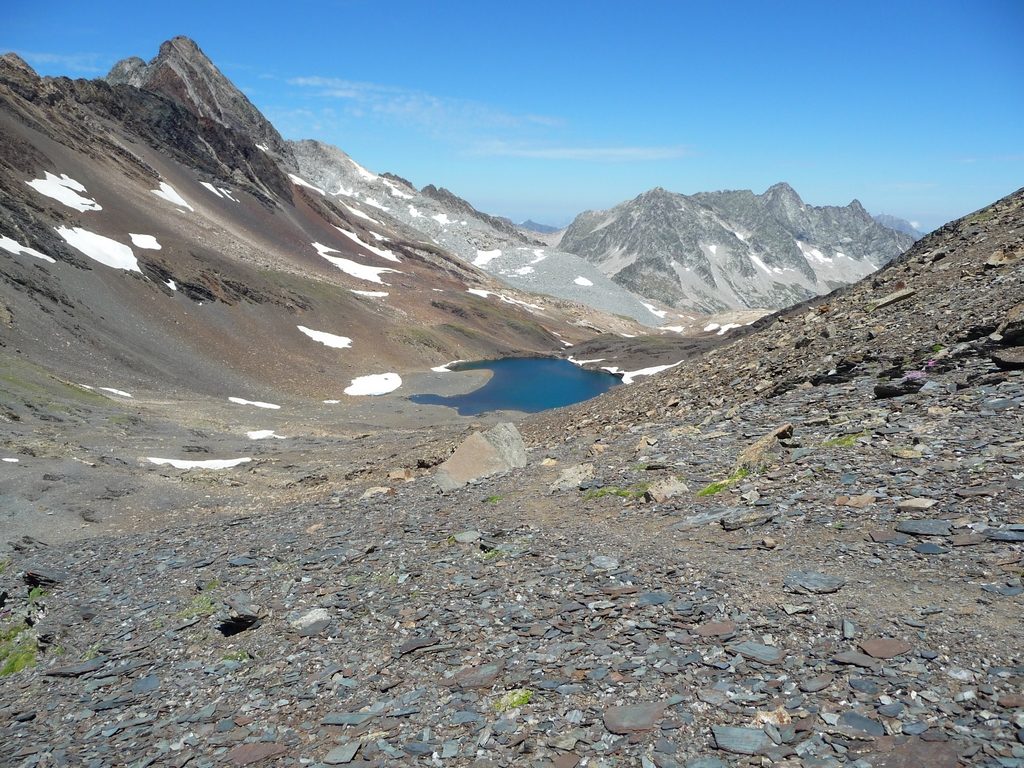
top-left (334, 227), bottom-right (400, 262)
top-left (431, 360), bottom-right (465, 372)
top-left (129, 233), bottom-right (161, 250)
top-left (147, 457), bottom-right (251, 469)
top-left (567, 356), bottom-right (606, 366)
top-left (602, 361), bottom-right (683, 385)
top-left (382, 178), bottom-right (413, 199)
top-left (0, 234), bottom-right (55, 263)
top-left (246, 430), bottom-right (284, 440)
top-left (297, 325), bottom-right (352, 349)
top-left (641, 302), bottom-right (668, 319)
top-left (199, 182), bottom-right (240, 202)
top-left (166, 279), bottom-right (178, 291)
top-left (3, 457), bottom-right (20, 463)
top-left (97, 387), bottom-right (132, 397)
top-left (344, 372), bottom-right (402, 396)
top-left (702, 321), bottom-right (742, 336)
top-left (432, 213), bottom-right (452, 226)
top-left (228, 397), bottom-right (280, 409)
top-left (466, 288), bottom-right (542, 311)
top-left (151, 182), bottom-right (194, 211)
top-left (26, 172), bottom-right (101, 212)
top-left (288, 173), bottom-right (325, 196)
top-left (574, 276), bottom-right (593, 287)
top-left (55, 226), bottom-right (141, 272)
top-left (473, 249), bottom-right (502, 267)
top-left (350, 289), bottom-right (389, 298)
top-left (313, 242), bottom-right (401, 284)
top-left (343, 203), bottom-right (380, 224)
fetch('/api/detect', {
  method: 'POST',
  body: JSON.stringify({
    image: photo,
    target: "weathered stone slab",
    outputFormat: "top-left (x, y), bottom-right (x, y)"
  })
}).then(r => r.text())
top-left (895, 519), bottom-right (952, 537)
top-left (711, 725), bottom-right (771, 755)
top-left (784, 571), bottom-right (845, 594)
top-left (603, 702), bottom-right (665, 733)
top-left (435, 422), bottom-right (528, 490)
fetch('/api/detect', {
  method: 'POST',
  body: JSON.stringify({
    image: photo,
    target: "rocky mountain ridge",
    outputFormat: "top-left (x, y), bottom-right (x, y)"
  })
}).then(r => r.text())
top-left (559, 183), bottom-right (915, 313)
top-left (288, 139), bottom-right (683, 326)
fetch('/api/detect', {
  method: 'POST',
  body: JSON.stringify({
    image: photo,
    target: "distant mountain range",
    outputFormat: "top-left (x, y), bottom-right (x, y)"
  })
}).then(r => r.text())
top-left (557, 183), bottom-right (915, 313)
top-left (872, 213), bottom-right (924, 239)
top-left (519, 219), bottom-right (561, 234)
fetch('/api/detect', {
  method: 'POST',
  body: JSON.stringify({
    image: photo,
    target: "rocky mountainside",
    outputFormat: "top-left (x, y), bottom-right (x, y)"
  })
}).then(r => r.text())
top-left (0, 174), bottom-right (1021, 768)
top-left (289, 139), bottom-right (682, 326)
top-left (873, 212), bottom-right (924, 239)
top-left (559, 183), bottom-right (915, 313)
top-left (106, 36), bottom-right (293, 162)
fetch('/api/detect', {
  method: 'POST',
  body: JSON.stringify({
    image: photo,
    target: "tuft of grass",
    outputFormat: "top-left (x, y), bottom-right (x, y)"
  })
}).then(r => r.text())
top-left (222, 650), bottom-right (251, 662)
top-left (483, 494), bottom-right (503, 504)
top-left (0, 622), bottom-right (35, 676)
top-left (176, 592), bottom-right (217, 619)
top-left (27, 587), bottom-right (48, 603)
top-left (697, 467), bottom-right (750, 497)
top-left (494, 689), bottom-right (533, 712)
top-left (821, 431), bottom-right (870, 448)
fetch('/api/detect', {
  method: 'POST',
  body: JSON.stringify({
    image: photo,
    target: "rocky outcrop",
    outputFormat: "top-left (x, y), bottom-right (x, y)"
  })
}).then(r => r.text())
top-left (434, 422), bottom-right (528, 490)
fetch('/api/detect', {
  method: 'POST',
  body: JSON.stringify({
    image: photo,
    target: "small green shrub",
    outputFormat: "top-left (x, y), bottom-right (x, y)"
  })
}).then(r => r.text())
top-left (697, 467), bottom-right (750, 497)
top-left (495, 689), bottom-right (533, 712)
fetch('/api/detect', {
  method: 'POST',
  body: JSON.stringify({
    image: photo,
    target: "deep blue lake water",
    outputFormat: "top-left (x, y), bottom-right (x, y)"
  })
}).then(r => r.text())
top-left (410, 358), bottom-right (621, 415)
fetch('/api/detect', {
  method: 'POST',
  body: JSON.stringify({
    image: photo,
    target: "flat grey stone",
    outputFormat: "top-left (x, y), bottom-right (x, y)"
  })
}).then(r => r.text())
top-left (323, 740), bottom-right (361, 764)
top-left (711, 725), bottom-right (771, 755)
top-left (784, 571), bottom-right (845, 594)
top-left (895, 519), bottom-right (952, 537)
top-left (838, 711), bottom-right (884, 737)
top-left (731, 641), bottom-right (783, 664)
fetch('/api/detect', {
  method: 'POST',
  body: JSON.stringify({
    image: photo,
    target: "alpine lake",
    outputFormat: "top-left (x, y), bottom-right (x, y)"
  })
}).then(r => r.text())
top-left (409, 357), bottom-right (621, 416)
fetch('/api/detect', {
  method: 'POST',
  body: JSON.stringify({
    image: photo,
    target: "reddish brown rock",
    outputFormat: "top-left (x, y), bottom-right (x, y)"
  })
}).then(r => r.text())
top-left (860, 638), bottom-right (913, 659)
top-left (694, 620), bottom-right (737, 638)
top-left (225, 743), bottom-right (287, 766)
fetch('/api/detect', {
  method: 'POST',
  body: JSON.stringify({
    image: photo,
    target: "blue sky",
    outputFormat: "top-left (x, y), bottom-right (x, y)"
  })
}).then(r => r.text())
top-left (4, 1), bottom-right (1022, 230)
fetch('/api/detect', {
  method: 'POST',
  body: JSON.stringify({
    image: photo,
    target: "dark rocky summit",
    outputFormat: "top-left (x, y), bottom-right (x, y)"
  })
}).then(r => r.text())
top-left (106, 35), bottom-right (293, 162)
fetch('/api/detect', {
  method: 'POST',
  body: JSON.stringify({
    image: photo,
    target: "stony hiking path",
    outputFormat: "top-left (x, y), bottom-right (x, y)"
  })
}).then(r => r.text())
top-left (2, 337), bottom-right (1022, 767)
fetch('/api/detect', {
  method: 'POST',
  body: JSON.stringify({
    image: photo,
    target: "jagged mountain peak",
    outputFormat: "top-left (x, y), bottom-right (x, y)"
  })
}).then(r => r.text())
top-left (106, 36), bottom-right (291, 161)
top-left (559, 183), bottom-right (915, 313)
top-left (0, 52), bottom-right (36, 76)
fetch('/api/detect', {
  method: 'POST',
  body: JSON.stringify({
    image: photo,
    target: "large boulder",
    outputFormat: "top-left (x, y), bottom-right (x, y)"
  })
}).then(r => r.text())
top-left (434, 423), bottom-right (528, 491)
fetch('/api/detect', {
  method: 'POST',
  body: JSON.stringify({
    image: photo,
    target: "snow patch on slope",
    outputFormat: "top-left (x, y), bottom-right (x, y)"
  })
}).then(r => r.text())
top-left (151, 182), bottom-right (193, 211)
top-left (55, 226), bottom-right (141, 272)
top-left (297, 325), bottom-right (352, 349)
top-left (334, 227), bottom-right (400, 262)
top-left (129, 233), bottom-right (161, 250)
top-left (0, 234), bottom-right (55, 263)
top-left (313, 242), bottom-right (401, 284)
top-left (344, 373), bottom-right (402, 396)
top-left (26, 172), bottom-right (101, 212)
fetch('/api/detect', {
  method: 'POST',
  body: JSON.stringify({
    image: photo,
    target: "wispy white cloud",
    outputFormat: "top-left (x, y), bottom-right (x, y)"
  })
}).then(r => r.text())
top-left (471, 141), bottom-right (693, 162)
top-left (287, 75), bottom-right (562, 136)
top-left (13, 50), bottom-right (106, 75)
